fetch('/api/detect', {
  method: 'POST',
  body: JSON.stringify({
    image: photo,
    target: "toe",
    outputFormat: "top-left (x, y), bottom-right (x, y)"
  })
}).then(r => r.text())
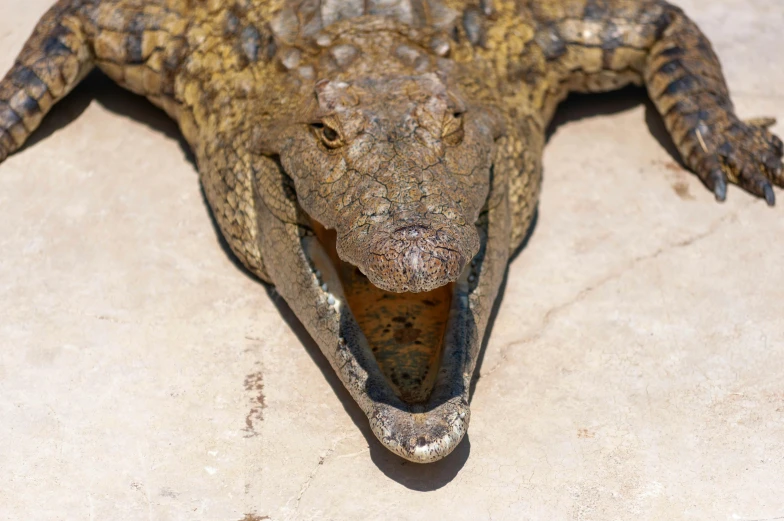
top-left (763, 153), bottom-right (784, 186)
top-left (740, 164), bottom-right (776, 205)
top-left (769, 133), bottom-right (783, 157)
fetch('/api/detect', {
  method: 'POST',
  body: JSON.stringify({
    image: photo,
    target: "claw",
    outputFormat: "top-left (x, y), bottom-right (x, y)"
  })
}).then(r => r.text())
top-left (764, 155), bottom-right (783, 182)
top-left (764, 183), bottom-right (776, 206)
top-left (711, 169), bottom-right (727, 202)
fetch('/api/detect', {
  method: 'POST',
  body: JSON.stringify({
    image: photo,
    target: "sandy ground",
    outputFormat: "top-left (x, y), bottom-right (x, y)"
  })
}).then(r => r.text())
top-left (1, 1), bottom-right (783, 519)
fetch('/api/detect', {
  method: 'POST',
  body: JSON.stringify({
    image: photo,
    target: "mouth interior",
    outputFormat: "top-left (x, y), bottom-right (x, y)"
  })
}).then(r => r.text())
top-left (310, 220), bottom-right (453, 404)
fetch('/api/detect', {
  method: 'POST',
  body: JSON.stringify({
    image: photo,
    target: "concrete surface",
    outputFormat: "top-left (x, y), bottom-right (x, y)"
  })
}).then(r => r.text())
top-left (1, 1), bottom-right (783, 520)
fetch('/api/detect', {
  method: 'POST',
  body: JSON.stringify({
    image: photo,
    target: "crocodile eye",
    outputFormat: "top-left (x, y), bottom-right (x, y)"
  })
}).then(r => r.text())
top-left (311, 122), bottom-right (343, 148)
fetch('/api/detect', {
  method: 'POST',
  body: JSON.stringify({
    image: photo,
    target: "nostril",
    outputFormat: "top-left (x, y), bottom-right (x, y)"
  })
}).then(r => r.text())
top-left (393, 224), bottom-right (429, 240)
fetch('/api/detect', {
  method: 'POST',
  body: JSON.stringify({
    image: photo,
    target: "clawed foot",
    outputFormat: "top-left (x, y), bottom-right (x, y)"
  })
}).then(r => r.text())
top-left (696, 118), bottom-right (783, 205)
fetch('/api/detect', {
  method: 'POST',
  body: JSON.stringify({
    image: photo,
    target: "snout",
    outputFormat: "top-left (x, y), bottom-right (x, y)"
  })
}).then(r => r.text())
top-left (336, 219), bottom-right (479, 293)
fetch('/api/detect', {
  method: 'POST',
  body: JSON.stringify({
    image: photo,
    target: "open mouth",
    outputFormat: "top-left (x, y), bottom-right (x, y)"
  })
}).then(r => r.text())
top-left (309, 220), bottom-right (461, 404)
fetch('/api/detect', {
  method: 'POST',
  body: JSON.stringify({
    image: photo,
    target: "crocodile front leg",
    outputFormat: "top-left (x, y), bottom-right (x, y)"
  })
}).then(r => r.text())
top-left (509, 0), bottom-right (783, 205)
top-left (644, 4), bottom-right (783, 204)
top-left (0, 1), bottom-right (93, 161)
top-left (0, 0), bottom-right (190, 162)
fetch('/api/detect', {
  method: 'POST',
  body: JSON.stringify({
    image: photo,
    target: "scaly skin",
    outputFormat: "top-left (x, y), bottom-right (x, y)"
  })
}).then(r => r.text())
top-left (1, 0), bottom-right (781, 463)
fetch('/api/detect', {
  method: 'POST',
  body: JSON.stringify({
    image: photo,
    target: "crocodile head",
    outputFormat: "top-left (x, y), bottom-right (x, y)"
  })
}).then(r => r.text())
top-left (256, 71), bottom-right (510, 462)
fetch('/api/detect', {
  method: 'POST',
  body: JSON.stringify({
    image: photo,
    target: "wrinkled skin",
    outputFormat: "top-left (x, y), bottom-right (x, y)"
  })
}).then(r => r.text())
top-left (1, 0), bottom-right (781, 463)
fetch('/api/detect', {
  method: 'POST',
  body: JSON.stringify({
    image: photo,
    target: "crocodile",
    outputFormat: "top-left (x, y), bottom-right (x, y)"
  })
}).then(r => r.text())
top-left (1, 0), bottom-right (781, 463)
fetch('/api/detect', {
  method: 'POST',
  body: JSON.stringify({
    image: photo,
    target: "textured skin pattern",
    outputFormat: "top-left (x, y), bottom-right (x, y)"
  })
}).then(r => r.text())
top-left (1, 0), bottom-right (781, 462)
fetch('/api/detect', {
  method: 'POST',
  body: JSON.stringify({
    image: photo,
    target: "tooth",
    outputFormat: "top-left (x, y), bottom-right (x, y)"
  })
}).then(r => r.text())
top-left (321, 283), bottom-right (328, 292)
top-left (327, 295), bottom-right (336, 305)
top-left (430, 35), bottom-right (451, 57)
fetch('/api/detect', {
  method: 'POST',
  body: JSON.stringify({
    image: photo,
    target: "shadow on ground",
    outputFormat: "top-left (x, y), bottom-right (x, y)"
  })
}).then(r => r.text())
top-left (20, 70), bottom-right (196, 166)
top-left (547, 85), bottom-right (682, 166)
top-left (20, 71), bottom-right (683, 491)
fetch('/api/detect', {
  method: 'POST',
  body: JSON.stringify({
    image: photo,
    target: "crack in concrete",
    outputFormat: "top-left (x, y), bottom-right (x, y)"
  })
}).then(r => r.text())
top-left (290, 435), bottom-right (348, 514)
top-left (479, 206), bottom-right (747, 380)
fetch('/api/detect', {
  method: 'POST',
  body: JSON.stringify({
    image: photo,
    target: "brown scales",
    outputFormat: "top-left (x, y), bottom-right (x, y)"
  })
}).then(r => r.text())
top-left (1, 0), bottom-right (781, 463)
